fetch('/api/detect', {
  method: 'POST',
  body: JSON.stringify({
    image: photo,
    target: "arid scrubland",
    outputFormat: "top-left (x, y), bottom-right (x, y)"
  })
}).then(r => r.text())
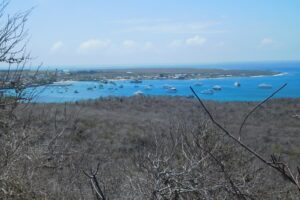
top-left (1, 96), bottom-right (300, 199)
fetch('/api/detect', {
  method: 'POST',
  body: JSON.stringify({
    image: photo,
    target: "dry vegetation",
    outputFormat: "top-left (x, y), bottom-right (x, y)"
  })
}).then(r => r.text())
top-left (1, 96), bottom-right (300, 199)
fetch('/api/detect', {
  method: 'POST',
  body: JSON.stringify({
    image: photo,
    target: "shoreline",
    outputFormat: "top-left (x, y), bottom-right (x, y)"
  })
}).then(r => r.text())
top-left (53, 68), bottom-right (280, 82)
top-left (47, 70), bottom-right (287, 84)
top-left (31, 95), bottom-right (300, 105)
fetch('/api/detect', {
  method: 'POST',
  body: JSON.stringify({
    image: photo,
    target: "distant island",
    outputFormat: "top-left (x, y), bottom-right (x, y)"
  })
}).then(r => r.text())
top-left (53, 68), bottom-right (279, 82)
top-left (0, 68), bottom-right (280, 90)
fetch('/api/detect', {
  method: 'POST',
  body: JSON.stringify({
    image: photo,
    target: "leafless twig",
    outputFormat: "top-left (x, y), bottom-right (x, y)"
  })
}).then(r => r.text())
top-left (83, 163), bottom-right (107, 200)
top-left (190, 84), bottom-right (300, 193)
top-left (238, 83), bottom-right (287, 140)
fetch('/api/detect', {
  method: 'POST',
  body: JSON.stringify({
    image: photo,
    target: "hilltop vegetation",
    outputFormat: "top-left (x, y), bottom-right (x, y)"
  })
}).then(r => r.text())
top-left (1, 96), bottom-right (300, 199)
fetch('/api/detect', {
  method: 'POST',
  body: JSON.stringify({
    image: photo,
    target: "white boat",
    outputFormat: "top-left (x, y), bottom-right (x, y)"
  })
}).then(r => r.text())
top-left (145, 85), bottom-right (152, 90)
top-left (258, 83), bottom-right (272, 89)
top-left (234, 82), bottom-right (241, 87)
top-left (134, 90), bottom-right (144, 96)
top-left (201, 89), bottom-right (214, 95)
top-left (167, 87), bottom-right (177, 93)
top-left (213, 85), bottom-right (222, 91)
top-left (194, 82), bottom-right (203, 87)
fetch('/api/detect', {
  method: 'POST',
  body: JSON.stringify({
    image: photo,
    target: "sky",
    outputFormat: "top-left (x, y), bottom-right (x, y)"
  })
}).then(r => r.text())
top-left (6, 0), bottom-right (300, 67)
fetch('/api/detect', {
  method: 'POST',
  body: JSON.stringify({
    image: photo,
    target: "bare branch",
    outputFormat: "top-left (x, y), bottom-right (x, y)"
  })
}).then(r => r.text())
top-left (238, 83), bottom-right (287, 140)
top-left (190, 85), bottom-right (300, 193)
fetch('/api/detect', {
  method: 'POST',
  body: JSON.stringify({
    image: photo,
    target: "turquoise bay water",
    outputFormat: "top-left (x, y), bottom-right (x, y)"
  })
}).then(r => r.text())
top-left (30, 63), bottom-right (300, 103)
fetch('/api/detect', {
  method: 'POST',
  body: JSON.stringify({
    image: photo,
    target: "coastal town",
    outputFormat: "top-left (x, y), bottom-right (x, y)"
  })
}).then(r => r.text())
top-left (52, 67), bottom-right (278, 82)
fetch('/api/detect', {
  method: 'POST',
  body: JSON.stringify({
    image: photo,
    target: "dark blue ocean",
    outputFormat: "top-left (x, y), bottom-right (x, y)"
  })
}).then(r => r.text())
top-left (29, 61), bottom-right (300, 102)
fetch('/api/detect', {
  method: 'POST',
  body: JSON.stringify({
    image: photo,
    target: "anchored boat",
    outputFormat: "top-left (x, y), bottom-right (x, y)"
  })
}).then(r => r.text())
top-left (258, 83), bottom-right (272, 89)
top-left (201, 89), bottom-right (214, 95)
top-left (134, 90), bottom-right (144, 96)
top-left (212, 85), bottom-right (222, 91)
top-left (234, 82), bottom-right (241, 87)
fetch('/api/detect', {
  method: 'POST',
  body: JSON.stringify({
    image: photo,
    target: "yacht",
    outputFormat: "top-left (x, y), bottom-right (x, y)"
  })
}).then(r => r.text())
top-left (258, 83), bottom-right (272, 89)
top-left (134, 90), bottom-right (144, 96)
top-left (201, 89), bottom-right (214, 95)
top-left (213, 85), bottom-right (222, 91)
top-left (194, 82), bottom-right (203, 87)
top-left (167, 87), bottom-right (177, 93)
top-left (234, 82), bottom-right (241, 87)
top-left (145, 85), bottom-right (152, 90)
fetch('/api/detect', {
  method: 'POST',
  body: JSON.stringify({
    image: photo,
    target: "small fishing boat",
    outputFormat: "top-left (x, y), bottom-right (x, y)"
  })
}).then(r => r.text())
top-left (201, 89), bottom-right (214, 95)
top-left (145, 85), bottom-right (152, 90)
top-left (167, 87), bottom-right (177, 93)
top-left (258, 83), bottom-right (272, 89)
top-left (134, 90), bottom-right (144, 96)
top-left (213, 85), bottom-right (222, 91)
top-left (234, 82), bottom-right (241, 87)
top-left (194, 82), bottom-right (203, 87)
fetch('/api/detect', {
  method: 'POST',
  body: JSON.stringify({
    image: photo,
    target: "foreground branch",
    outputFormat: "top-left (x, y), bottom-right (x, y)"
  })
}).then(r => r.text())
top-left (190, 84), bottom-right (300, 193)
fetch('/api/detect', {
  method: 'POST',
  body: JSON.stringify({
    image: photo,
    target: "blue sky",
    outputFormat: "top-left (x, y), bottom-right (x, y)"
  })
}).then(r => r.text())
top-left (7, 0), bottom-right (300, 66)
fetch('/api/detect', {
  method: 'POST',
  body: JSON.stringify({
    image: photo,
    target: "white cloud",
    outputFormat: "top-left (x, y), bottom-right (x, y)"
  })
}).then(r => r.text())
top-left (218, 41), bottom-right (225, 47)
top-left (169, 40), bottom-right (183, 47)
top-left (111, 18), bottom-right (170, 25)
top-left (122, 40), bottom-right (137, 48)
top-left (186, 35), bottom-right (207, 46)
top-left (121, 21), bottom-right (223, 34)
top-left (260, 38), bottom-right (273, 46)
top-left (144, 41), bottom-right (154, 50)
top-left (50, 41), bottom-right (64, 53)
top-left (78, 39), bottom-right (111, 53)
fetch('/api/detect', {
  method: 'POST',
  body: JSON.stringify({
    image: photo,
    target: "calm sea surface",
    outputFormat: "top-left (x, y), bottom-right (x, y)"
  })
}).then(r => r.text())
top-left (26, 62), bottom-right (300, 102)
